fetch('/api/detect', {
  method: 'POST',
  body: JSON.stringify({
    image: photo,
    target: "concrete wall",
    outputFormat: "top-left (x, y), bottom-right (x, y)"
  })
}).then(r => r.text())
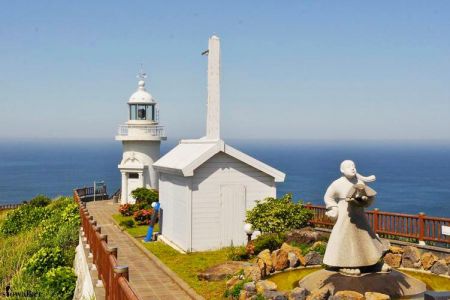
top-left (73, 235), bottom-right (95, 300)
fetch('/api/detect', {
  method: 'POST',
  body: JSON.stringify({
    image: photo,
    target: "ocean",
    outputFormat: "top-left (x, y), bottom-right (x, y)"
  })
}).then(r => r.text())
top-left (0, 140), bottom-right (449, 218)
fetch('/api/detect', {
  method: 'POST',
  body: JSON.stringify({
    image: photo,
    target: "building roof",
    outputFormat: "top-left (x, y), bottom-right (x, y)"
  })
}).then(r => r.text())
top-left (128, 80), bottom-right (155, 104)
top-left (153, 139), bottom-right (285, 182)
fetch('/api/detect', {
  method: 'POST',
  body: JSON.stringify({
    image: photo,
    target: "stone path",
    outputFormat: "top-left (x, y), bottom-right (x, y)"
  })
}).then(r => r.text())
top-left (86, 200), bottom-right (192, 300)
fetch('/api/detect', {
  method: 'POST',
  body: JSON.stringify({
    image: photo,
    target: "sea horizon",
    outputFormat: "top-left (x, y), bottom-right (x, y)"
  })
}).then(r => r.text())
top-left (1, 138), bottom-right (449, 218)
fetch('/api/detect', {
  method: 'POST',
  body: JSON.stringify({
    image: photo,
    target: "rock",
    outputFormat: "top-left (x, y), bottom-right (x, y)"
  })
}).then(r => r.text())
top-left (306, 286), bottom-right (330, 300)
top-left (244, 282), bottom-right (256, 294)
top-left (311, 241), bottom-right (327, 251)
top-left (255, 280), bottom-right (277, 294)
top-left (239, 290), bottom-right (247, 300)
top-left (226, 276), bottom-right (240, 288)
top-left (257, 249), bottom-right (273, 276)
top-left (383, 253), bottom-right (402, 268)
top-left (364, 292), bottom-right (391, 300)
top-left (264, 290), bottom-right (288, 300)
top-left (285, 227), bottom-right (325, 245)
top-left (281, 243), bottom-right (306, 266)
top-left (272, 249), bottom-right (290, 271)
top-left (288, 252), bottom-right (300, 268)
top-left (444, 255), bottom-right (450, 265)
top-left (329, 290), bottom-right (364, 300)
top-left (430, 259), bottom-right (449, 275)
top-left (401, 246), bottom-right (421, 268)
top-left (304, 251), bottom-right (323, 266)
top-left (289, 287), bottom-right (308, 300)
top-left (421, 252), bottom-right (438, 270)
top-left (244, 265), bottom-right (262, 281)
top-left (197, 261), bottom-right (247, 281)
top-left (389, 245), bottom-right (403, 254)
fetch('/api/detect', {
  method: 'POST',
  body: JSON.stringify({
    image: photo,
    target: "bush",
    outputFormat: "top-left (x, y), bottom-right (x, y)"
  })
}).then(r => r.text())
top-left (42, 266), bottom-right (76, 300)
top-left (227, 245), bottom-right (249, 261)
top-left (120, 219), bottom-right (135, 228)
top-left (131, 188), bottom-right (158, 207)
top-left (119, 204), bottom-right (136, 216)
top-left (29, 194), bottom-right (51, 207)
top-left (133, 208), bottom-right (154, 225)
top-left (1, 205), bottom-right (50, 236)
top-left (245, 193), bottom-right (313, 234)
top-left (253, 233), bottom-right (286, 254)
top-left (24, 247), bottom-right (65, 275)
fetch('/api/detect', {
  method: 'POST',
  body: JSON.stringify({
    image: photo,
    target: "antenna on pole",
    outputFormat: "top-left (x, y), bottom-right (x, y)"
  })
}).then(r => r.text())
top-left (137, 63), bottom-right (148, 80)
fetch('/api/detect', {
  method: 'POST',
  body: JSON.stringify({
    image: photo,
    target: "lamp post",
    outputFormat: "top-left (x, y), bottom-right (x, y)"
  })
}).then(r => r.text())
top-left (243, 223), bottom-right (254, 243)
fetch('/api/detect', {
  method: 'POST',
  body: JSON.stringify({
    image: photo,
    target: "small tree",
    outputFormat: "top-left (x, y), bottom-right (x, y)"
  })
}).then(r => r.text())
top-left (131, 188), bottom-right (158, 207)
top-left (245, 193), bottom-right (313, 234)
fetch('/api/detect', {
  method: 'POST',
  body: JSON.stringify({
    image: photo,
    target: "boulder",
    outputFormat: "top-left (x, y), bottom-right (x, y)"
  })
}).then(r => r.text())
top-left (281, 243), bottom-right (306, 266)
top-left (289, 287), bottom-right (308, 300)
top-left (364, 292), bottom-right (391, 300)
top-left (306, 287), bottom-right (330, 300)
top-left (444, 255), bottom-right (450, 265)
top-left (197, 261), bottom-right (247, 281)
top-left (389, 246), bottom-right (403, 254)
top-left (383, 253), bottom-right (402, 268)
top-left (244, 264), bottom-right (262, 281)
top-left (329, 290), bottom-right (364, 300)
top-left (430, 259), bottom-right (449, 275)
top-left (244, 282), bottom-right (256, 294)
top-left (239, 290), bottom-right (247, 300)
top-left (304, 251), bottom-right (323, 266)
top-left (272, 249), bottom-right (290, 271)
top-left (401, 246), bottom-right (421, 268)
top-left (288, 252), bottom-right (300, 268)
top-left (263, 290), bottom-right (288, 300)
top-left (257, 249), bottom-right (273, 276)
top-left (421, 252), bottom-right (438, 270)
top-left (285, 227), bottom-right (324, 245)
top-left (255, 280), bottom-right (277, 294)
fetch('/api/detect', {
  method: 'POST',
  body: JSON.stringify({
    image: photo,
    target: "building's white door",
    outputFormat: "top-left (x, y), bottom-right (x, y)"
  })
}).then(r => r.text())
top-left (220, 185), bottom-right (246, 247)
top-left (127, 173), bottom-right (141, 204)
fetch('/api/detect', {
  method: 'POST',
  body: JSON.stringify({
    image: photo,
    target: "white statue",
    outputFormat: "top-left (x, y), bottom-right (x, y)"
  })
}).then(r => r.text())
top-left (323, 160), bottom-right (388, 275)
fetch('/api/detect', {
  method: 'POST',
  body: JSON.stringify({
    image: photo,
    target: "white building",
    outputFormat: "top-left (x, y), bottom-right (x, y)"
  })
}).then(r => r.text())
top-left (115, 74), bottom-right (166, 204)
top-left (153, 36), bottom-right (285, 252)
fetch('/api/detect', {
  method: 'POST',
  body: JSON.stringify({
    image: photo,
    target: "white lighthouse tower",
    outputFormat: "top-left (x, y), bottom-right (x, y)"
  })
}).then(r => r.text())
top-left (115, 72), bottom-right (166, 204)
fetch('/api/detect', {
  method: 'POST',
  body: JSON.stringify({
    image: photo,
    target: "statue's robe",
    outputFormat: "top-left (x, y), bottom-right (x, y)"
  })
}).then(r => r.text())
top-left (323, 176), bottom-right (385, 267)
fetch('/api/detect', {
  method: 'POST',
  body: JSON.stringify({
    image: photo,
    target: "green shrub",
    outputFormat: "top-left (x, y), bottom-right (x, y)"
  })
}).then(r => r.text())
top-left (0, 205), bottom-right (50, 236)
top-left (131, 188), bottom-right (158, 207)
top-left (119, 203), bottom-right (137, 216)
top-left (245, 193), bottom-right (313, 234)
top-left (42, 266), bottom-right (76, 300)
top-left (227, 245), bottom-right (249, 261)
top-left (24, 247), bottom-right (65, 275)
top-left (29, 194), bottom-right (51, 207)
top-left (224, 279), bottom-right (250, 298)
top-left (120, 219), bottom-right (135, 228)
top-left (253, 233), bottom-right (286, 254)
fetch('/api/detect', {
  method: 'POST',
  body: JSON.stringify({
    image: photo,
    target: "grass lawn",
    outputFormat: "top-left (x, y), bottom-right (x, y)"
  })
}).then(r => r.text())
top-left (112, 213), bottom-right (159, 237)
top-left (142, 241), bottom-right (230, 300)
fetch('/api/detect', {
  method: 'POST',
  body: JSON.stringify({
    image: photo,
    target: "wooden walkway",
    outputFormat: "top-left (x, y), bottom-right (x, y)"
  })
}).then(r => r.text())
top-left (86, 200), bottom-right (192, 300)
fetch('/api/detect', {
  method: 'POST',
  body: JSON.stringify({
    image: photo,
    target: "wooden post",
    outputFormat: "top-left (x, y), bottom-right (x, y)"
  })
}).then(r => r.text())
top-left (418, 212), bottom-right (426, 245)
top-left (373, 208), bottom-right (379, 233)
top-left (107, 246), bottom-right (118, 259)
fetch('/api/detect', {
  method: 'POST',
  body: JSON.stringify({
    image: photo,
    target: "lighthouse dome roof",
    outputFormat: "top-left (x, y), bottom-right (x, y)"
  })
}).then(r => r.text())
top-left (128, 80), bottom-right (155, 104)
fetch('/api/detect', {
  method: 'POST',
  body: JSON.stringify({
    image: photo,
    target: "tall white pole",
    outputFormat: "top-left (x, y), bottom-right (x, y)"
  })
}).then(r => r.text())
top-left (206, 35), bottom-right (221, 140)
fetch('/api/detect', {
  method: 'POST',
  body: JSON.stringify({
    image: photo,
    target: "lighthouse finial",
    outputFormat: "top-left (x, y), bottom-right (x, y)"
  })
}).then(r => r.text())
top-left (137, 63), bottom-right (147, 81)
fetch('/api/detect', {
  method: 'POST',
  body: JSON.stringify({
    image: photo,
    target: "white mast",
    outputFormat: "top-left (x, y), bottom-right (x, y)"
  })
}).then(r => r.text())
top-left (206, 35), bottom-right (221, 140)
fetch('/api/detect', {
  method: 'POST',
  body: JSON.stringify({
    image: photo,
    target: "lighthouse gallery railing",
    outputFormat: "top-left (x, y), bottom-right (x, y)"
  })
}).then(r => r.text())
top-left (117, 124), bottom-right (165, 138)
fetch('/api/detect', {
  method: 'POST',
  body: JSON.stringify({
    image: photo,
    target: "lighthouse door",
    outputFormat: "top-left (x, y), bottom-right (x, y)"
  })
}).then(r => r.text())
top-left (127, 173), bottom-right (141, 204)
top-left (220, 185), bottom-right (246, 247)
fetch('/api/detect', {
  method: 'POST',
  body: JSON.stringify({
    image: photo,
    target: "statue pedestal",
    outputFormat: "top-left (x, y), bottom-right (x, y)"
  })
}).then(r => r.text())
top-left (299, 269), bottom-right (426, 298)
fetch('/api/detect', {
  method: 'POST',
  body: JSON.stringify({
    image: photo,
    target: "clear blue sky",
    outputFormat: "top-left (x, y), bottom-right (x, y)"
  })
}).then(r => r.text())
top-left (1, 1), bottom-right (449, 142)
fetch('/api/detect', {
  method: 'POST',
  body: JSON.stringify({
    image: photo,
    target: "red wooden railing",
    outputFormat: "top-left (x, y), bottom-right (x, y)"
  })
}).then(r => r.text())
top-left (305, 203), bottom-right (450, 245)
top-left (74, 190), bottom-right (140, 300)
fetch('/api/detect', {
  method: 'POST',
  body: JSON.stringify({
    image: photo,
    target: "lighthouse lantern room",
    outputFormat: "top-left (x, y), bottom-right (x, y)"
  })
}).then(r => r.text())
top-left (115, 72), bottom-right (166, 204)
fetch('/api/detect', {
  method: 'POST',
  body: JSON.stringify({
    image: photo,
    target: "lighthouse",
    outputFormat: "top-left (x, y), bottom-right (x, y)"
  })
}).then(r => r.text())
top-left (115, 72), bottom-right (166, 204)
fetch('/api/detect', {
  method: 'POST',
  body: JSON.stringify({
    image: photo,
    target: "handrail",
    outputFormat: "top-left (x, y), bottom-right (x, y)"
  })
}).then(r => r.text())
top-left (0, 203), bottom-right (22, 211)
top-left (74, 189), bottom-right (140, 300)
top-left (304, 203), bottom-right (450, 245)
